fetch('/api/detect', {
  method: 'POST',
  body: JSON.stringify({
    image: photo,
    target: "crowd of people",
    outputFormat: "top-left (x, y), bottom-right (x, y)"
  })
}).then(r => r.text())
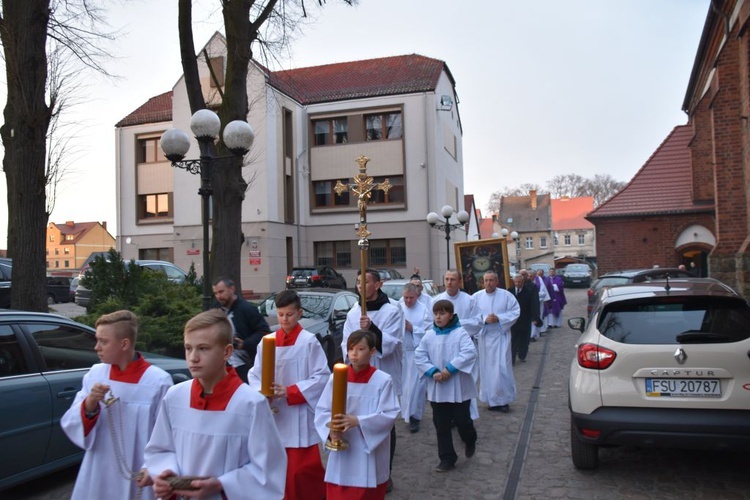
top-left (60, 266), bottom-right (566, 499)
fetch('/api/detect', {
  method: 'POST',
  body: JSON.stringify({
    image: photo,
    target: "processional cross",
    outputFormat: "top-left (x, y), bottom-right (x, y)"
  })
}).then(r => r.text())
top-left (334, 155), bottom-right (392, 312)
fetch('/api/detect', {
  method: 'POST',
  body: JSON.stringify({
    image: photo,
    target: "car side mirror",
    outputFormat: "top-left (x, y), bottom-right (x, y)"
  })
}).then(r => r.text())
top-left (568, 317), bottom-right (585, 333)
top-left (333, 310), bottom-right (348, 321)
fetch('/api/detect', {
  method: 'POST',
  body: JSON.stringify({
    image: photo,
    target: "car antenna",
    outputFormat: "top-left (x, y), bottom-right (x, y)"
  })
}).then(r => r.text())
top-left (664, 273), bottom-right (671, 293)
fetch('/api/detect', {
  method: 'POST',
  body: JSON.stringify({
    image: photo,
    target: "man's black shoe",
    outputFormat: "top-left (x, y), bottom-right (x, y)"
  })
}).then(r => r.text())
top-left (434, 461), bottom-right (456, 472)
top-left (409, 418), bottom-right (420, 433)
top-left (465, 441), bottom-right (476, 458)
top-left (498, 404), bottom-right (510, 413)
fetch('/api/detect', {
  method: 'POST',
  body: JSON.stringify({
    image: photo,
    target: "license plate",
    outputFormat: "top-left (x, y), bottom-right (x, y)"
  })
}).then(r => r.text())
top-left (645, 378), bottom-right (721, 398)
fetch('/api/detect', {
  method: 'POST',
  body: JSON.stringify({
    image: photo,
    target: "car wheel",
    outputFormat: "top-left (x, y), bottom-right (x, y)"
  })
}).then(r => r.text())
top-left (47, 294), bottom-right (56, 306)
top-left (570, 420), bottom-right (599, 470)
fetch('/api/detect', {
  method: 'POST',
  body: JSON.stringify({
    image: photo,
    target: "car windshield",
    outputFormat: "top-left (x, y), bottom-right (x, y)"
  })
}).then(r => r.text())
top-left (566, 265), bottom-right (589, 273)
top-left (380, 283), bottom-right (402, 300)
top-left (597, 296), bottom-right (750, 344)
top-left (292, 269), bottom-right (314, 278)
top-left (265, 293), bottom-right (332, 319)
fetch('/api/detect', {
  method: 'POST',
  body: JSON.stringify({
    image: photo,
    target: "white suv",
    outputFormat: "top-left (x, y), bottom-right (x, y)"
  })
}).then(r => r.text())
top-left (568, 278), bottom-right (750, 469)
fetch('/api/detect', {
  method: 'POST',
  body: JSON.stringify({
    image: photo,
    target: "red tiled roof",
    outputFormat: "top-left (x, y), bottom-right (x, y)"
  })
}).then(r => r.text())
top-left (53, 222), bottom-right (99, 244)
top-left (479, 218), bottom-right (495, 238)
top-left (268, 54), bottom-right (448, 104)
top-left (116, 54), bottom-right (450, 127)
top-left (116, 91), bottom-right (173, 127)
top-left (551, 197), bottom-right (594, 230)
top-left (588, 125), bottom-right (713, 219)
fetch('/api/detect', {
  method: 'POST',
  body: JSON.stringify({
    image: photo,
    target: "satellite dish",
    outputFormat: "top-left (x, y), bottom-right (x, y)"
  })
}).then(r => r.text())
top-left (125, 237), bottom-right (132, 245)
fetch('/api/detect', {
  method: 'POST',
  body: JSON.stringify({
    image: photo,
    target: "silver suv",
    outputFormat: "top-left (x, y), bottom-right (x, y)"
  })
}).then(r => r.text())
top-left (568, 278), bottom-right (750, 469)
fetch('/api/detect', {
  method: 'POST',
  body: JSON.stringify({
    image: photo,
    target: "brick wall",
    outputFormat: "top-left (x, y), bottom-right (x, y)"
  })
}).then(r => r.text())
top-left (592, 213), bottom-right (714, 275)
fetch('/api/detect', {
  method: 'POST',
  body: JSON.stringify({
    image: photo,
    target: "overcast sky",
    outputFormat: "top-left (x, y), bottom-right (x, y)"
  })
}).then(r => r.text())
top-left (0, 0), bottom-right (710, 244)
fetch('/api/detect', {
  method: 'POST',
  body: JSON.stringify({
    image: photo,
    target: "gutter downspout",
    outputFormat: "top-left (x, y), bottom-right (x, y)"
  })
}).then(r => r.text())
top-left (423, 92), bottom-right (434, 277)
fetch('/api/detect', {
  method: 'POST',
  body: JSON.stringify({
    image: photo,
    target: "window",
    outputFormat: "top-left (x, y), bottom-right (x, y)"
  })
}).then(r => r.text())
top-left (313, 176), bottom-right (404, 208)
top-left (54, 261), bottom-right (59, 268)
top-left (365, 112), bottom-right (403, 141)
top-left (540, 236), bottom-right (548, 248)
top-left (209, 56), bottom-right (225, 88)
top-left (578, 234), bottom-right (585, 245)
top-left (525, 237), bottom-right (534, 249)
top-left (313, 118), bottom-right (348, 146)
top-left (139, 248), bottom-right (174, 262)
top-left (63, 247), bottom-right (70, 254)
top-left (64, 260), bottom-right (69, 268)
top-left (49, 235), bottom-right (54, 242)
top-left (138, 137), bottom-right (166, 163)
top-left (315, 241), bottom-right (352, 268)
top-left (313, 180), bottom-right (350, 208)
top-left (367, 176), bottom-right (405, 205)
top-left (27, 323), bottom-right (98, 371)
top-left (65, 235), bottom-right (74, 241)
top-left (369, 239), bottom-right (406, 266)
top-left (138, 193), bottom-right (173, 220)
top-left (54, 248), bottom-right (59, 255)
top-left (564, 234), bottom-right (571, 246)
top-left (0, 327), bottom-right (29, 377)
top-left (554, 235), bottom-right (559, 246)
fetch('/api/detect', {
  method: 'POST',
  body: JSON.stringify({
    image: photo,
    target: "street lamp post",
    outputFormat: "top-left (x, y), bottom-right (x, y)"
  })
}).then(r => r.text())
top-left (426, 205), bottom-right (470, 271)
top-left (159, 109), bottom-right (255, 311)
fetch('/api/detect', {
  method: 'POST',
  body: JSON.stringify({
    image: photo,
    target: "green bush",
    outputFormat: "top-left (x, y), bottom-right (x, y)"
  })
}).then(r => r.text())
top-left (76, 249), bottom-right (201, 356)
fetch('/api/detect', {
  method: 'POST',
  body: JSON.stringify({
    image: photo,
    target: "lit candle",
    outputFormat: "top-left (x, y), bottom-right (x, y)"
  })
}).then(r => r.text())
top-left (331, 363), bottom-right (348, 420)
top-left (261, 335), bottom-right (275, 397)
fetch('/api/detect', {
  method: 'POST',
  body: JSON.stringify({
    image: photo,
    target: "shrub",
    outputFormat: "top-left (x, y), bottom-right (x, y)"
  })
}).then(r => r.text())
top-left (76, 249), bottom-right (201, 355)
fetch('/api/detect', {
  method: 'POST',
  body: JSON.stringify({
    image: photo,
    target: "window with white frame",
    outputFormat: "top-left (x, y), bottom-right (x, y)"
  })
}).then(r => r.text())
top-left (564, 234), bottom-right (571, 246)
top-left (525, 237), bottom-right (534, 249)
top-left (539, 236), bottom-right (548, 248)
top-left (578, 234), bottom-right (585, 245)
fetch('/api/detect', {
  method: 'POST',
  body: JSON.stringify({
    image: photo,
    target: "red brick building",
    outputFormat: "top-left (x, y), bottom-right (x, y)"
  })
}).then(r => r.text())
top-left (589, 1), bottom-right (750, 296)
top-left (587, 125), bottom-right (714, 278)
top-left (681, 0), bottom-right (750, 295)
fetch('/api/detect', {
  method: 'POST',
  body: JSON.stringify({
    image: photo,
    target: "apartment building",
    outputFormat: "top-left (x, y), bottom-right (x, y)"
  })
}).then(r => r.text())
top-left (115, 33), bottom-right (467, 294)
top-left (46, 221), bottom-right (115, 273)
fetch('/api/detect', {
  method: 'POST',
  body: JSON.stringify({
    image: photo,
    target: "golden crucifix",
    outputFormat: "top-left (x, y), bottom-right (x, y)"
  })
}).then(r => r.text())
top-left (334, 155), bottom-right (392, 312)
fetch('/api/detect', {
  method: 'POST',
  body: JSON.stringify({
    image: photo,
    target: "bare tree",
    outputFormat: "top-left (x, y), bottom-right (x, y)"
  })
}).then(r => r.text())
top-left (176, 0), bottom-right (354, 291)
top-left (0, 0), bottom-right (115, 311)
top-left (584, 173), bottom-right (626, 207)
top-left (546, 173), bottom-right (588, 199)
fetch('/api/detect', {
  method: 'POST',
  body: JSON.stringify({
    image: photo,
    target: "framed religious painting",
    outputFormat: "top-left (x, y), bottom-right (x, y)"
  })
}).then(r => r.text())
top-left (454, 238), bottom-right (511, 295)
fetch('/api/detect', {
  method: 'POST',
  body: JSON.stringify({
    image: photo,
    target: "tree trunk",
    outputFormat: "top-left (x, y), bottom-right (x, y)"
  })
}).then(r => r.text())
top-left (0, 0), bottom-right (52, 312)
top-left (177, 0), bottom-right (252, 291)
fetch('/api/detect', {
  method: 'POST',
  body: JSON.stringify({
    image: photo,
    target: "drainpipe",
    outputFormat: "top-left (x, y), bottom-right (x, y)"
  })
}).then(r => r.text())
top-left (423, 93), bottom-right (434, 278)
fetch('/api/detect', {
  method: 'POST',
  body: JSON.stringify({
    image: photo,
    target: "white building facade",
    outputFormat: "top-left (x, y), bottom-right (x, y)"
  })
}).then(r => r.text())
top-left (115, 34), bottom-right (467, 294)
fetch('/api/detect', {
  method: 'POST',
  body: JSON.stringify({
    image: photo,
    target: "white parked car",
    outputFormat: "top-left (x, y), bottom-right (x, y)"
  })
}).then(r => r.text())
top-left (568, 278), bottom-right (750, 469)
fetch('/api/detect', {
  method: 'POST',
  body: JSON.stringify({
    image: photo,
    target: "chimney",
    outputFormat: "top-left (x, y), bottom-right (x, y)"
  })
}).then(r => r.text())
top-left (102, 221), bottom-right (107, 230)
top-left (530, 190), bottom-right (537, 210)
top-left (65, 221), bottom-right (75, 227)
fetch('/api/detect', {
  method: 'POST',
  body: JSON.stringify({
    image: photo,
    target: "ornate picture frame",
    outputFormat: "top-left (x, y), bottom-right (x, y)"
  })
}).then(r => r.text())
top-left (454, 238), bottom-right (511, 295)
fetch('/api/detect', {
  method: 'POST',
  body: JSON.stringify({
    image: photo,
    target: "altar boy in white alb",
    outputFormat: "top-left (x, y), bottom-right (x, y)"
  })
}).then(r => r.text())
top-left (248, 290), bottom-right (330, 500)
top-left (61, 310), bottom-right (172, 500)
top-left (473, 270), bottom-right (520, 413)
top-left (415, 300), bottom-right (478, 472)
top-left (315, 330), bottom-right (400, 499)
top-left (145, 309), bottom-right (286, 500)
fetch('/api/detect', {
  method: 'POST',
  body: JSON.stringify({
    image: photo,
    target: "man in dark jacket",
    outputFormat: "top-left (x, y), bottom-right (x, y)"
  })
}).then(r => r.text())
top-left (508, 273), bottom-right (541, 364)
top-left (212, 276), bottom-right (270, 382)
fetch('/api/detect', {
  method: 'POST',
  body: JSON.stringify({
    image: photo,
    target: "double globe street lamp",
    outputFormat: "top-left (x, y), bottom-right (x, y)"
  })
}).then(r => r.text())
top-left (159, 109), bottom-right (255, 310)
top-left (426, 205), bottom-right (470, 271)
top-left (499, 227), bottom-right (520, 268)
